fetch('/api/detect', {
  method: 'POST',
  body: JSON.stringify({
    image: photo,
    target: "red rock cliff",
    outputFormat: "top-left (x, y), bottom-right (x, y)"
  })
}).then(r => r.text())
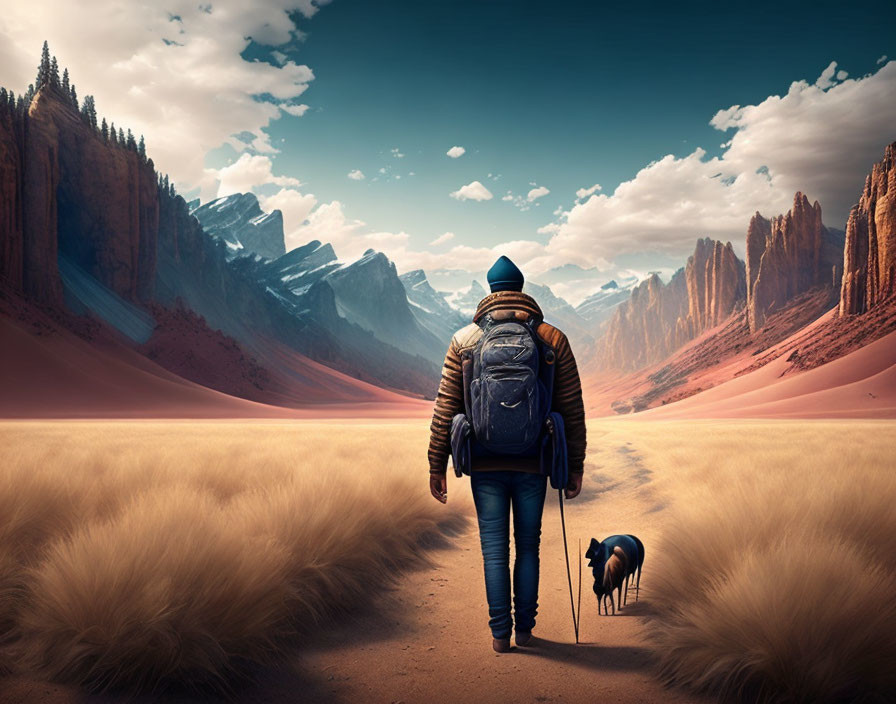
top-left (0, 86), bottom-right (158, 305)
top-left (746, 193), bottom-right (841, 331)
top-left (840, 142), bottom-right (896, 315)
top-left (600, 238), bottom-right (745, 371)
top-left (681, 237), bottom-right (746, 339)
top-left (601, 268), bottom-right (693, 371)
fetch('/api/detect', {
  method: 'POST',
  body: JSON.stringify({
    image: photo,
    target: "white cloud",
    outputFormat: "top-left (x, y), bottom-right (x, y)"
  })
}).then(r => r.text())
top-left (391, 147), bottom-right (404, 158)
top-left (575, 183), bottom-right (602, 200)
top-left (347, 169), bottom-right (365, 180)
top-left (877, 55), bottom-right (888, 65)
top-left (447, 145), bottom-right (466, 158)
top-left (450, 180), bottom-right (493, 201)
top-left (280, 102), bottom-right (309, 117)
top-left (527, 185), bottom-right (550, 201)
top-left (537, 60), bottom-right (896, 270)
top-left (814, 60), bottom-right (839, 89)
top-left (0, 1), bottom-right (325, 196)
top-left (213, 153), bottom-right (301, 198)
top-left (430, 231), bottom-right (455, 246)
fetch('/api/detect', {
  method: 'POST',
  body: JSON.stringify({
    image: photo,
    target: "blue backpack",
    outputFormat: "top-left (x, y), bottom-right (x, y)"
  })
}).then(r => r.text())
top-left (467, 312), bottom-right (554, 454)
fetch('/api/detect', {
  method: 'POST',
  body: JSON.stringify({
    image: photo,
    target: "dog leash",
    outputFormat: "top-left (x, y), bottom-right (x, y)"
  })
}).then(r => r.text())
top-left (558, 488), bottom-right (579, 644)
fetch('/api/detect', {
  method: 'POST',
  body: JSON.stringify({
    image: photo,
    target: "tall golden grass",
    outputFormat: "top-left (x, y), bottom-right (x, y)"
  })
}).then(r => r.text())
top-left (632, 420), bottom-right (896, 703)
top-left (0, 421), bottom-right (468, 692)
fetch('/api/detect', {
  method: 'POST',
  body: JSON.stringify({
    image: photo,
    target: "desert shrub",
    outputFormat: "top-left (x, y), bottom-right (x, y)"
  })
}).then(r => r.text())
top-left (646, 453), bottom-right (896, 703)
top-left (0, 422), bottom-right (468, 691)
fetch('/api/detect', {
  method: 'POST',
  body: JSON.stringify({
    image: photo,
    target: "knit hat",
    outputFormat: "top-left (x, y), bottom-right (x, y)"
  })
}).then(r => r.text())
top-left (486, 256), bottom-right (524, 293)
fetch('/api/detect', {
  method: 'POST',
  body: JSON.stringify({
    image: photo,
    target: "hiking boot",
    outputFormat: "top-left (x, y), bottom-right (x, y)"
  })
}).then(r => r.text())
top-left (492, 637), bottom-right (511, 653)
top-left (515, 630), bottom-right (532, 647)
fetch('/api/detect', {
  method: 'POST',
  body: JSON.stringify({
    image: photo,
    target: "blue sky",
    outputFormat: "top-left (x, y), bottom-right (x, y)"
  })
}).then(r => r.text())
top-left (250, 0), bottom-right (893, 249)
top-left (1, 0), bottom-right (895, 302)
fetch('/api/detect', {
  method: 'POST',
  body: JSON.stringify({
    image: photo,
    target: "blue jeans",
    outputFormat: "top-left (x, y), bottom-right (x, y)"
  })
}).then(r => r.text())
top-left (470, 471), bottom-right (548, 639)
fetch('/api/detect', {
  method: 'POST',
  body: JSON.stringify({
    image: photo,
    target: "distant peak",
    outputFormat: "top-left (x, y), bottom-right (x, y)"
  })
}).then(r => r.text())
top-left (601, 279), bottom-right (618, 290)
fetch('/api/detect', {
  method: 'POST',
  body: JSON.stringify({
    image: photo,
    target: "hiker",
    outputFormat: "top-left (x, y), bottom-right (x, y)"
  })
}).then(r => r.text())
top-left (428, 255), bottom-right (586, 652)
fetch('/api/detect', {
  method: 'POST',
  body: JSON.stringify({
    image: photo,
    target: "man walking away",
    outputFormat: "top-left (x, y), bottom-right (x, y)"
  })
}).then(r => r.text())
top-left (428, 255), bottom-right (587, 652)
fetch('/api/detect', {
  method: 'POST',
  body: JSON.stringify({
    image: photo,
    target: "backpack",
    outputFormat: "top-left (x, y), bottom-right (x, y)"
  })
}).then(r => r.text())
top-left (465, 311), bottom-right (555, 454)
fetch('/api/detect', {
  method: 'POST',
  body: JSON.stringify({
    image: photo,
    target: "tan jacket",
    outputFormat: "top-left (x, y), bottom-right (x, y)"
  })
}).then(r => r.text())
top-left (428, 291), bottom-right (587, 476)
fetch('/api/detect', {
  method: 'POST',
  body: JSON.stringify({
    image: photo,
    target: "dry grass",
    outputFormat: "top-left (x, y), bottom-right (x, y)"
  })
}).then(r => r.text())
top-left (626, 420), bottom-right (896, 703)
top-left (0, 421), bottom-right (468, 693)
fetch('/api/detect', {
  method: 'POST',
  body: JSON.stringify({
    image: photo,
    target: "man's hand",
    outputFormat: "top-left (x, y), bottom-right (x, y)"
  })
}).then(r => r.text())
top-left (430, 473), bottom-right (447, 503)
top-left (565, 473), bottom-right (583, 500)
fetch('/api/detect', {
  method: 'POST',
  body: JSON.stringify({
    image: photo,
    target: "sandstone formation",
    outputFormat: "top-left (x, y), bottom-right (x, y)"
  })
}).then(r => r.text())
top-left (600, 238), bottom-right (746, 371)
top-left (601, 270), bottom-right (688, 371)
top-left (746, 193), bottom-right (841, 331)
top-left (680, 238), bottom-right (746, 340)
top-left (1, 86), bottom-right (158, 306)
top-left (840, 142), bottom-right (896, 315)
top-left (0, 106), bottom-right (24, 292)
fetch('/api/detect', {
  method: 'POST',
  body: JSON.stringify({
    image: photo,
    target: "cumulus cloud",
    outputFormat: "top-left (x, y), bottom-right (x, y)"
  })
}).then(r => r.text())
top-left (878, 55), bottom-right (888, 65)
top-left (391, 147), bottom-right (405, 158)
top-left (575, 183), bottom-right (602, 200)
top-left (527, 185), bottom-right (550, 201)
top-left (450, 180), bottom-right (493, 201)
top-left (0, 0), bottom-right (326, 196)
top-left (447, 145), bottom-right (466, 158)
top-left (430, 231), bottom-right (455, 246)
top-left (214, 153), bottom-right (301, 198)
top-left (536, 60), bottom-right (896, 270)
top-left (347, 169), bottom-right (365, 180)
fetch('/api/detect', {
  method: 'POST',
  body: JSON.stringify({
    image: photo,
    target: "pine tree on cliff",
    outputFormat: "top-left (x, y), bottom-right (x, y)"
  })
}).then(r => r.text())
top-left (49, 56), bottom-right (60, 87)
top-left (109, 122), bottom-right (117, 144)
top-left (37, 41), bottom-right (50, 87)
top-left (23, 83), bottom-right (34, 108)
top-left (81, 95), bottom-right (97, 129)
top-left (61, 68), bottom-right (70, 98)
top-left (138, 135), bottom-right (146, 159)
top-left (126, 128), bottom-right (136, 150)
top-left (118, 127), bottom-right (125, 144)
top-left (101, 117), bottom-right (108, 141)
top-left (70, 84), bottom-right (78, 111)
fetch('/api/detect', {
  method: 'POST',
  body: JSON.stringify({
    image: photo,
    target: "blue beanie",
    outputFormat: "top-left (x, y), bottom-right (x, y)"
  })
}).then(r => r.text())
top-left (487, 255), bottom-right (524, 292)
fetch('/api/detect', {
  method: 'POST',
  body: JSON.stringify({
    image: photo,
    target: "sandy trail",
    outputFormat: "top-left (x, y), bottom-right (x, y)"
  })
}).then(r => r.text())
top-left (247, 426), bottom-right (707, 704)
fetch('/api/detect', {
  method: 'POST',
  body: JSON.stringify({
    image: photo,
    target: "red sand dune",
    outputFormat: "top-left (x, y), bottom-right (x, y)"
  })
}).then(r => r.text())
top-left (642, 328), bottom-right (896, 419)
top-left (0, 314), bottom-right (430, 419)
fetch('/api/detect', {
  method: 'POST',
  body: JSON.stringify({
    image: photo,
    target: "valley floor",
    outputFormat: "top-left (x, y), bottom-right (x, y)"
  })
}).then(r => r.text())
top-left (1, 418), bottom-right (893, 704)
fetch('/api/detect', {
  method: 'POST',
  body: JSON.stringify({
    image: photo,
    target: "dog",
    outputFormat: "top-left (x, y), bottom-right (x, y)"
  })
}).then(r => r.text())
top-left (585, 534), bottom-right (645, 613)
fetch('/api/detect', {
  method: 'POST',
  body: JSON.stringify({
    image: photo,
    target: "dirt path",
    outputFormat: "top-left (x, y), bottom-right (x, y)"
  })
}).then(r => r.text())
top-left (257, 430), bottom-right (709, 704)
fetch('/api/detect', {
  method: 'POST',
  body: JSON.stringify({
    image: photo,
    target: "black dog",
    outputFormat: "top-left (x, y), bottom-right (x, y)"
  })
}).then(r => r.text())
top-left (585, 534), bottom-right (645, 614)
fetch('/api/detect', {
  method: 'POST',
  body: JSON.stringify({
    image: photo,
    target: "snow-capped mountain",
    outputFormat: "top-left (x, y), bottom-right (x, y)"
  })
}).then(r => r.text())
top-left (447, 280), bottom-right (488, 316)
top-left (575, 277), bottom-right (638, 327)
top-left (400, 269), bottom-right (468, 345)
top-left (191, 193), bottom-right (285, 260)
